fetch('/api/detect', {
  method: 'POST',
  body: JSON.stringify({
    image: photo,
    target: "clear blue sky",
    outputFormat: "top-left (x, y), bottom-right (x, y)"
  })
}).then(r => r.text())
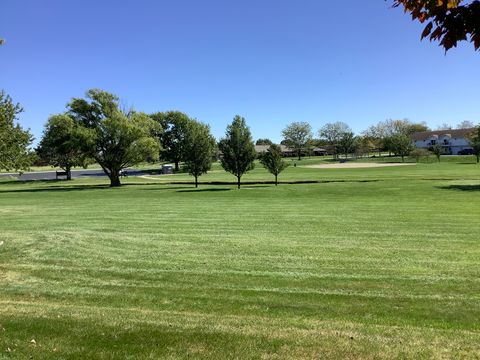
top-left (1, 0), bottom-right (479, 145)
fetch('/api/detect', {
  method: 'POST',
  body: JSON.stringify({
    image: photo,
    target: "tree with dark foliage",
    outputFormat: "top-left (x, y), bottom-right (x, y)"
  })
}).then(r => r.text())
top-left (392, 0), bottom-right (480, 51)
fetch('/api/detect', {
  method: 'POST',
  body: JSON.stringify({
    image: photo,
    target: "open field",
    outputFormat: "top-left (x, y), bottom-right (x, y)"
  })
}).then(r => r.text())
top-left (305, 162), bottom-right (416, 169)
top-left (1, 159), bottom-right (479, 359)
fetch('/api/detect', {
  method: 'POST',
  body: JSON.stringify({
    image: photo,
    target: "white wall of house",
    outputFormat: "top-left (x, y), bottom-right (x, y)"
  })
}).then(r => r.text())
top-left (414, 134), bottom-right (471, 155)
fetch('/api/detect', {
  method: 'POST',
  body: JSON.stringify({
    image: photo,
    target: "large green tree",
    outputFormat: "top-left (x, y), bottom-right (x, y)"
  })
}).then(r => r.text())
top-left (68, 89), bottom-right (161, 187)
top-left (260, 144), bottom-right (289, 186)
top-left (150, 111), bottom-right (192, 171)
top-left (319, 122), bottom-right (351, 159)
top-left (337, 132), bottom-right (358, 159)
top-left (218, 115), bottom-right (256, 189)
top-left (392, 0), bottom-right (480, 51)
top-left (389, 134), bottom-right (414, 162)
top-left (282, 122), bottom-right (313, 160)
top-left (37, 114), bottom-right (89, 180)
top-left (184, 121), bottom-right (216, 187)
top-left (0, 90), bottom-right (33, 172)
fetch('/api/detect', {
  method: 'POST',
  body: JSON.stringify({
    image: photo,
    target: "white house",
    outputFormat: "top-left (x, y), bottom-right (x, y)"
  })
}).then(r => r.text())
top-left (411, 128), bottom-right (475, 155)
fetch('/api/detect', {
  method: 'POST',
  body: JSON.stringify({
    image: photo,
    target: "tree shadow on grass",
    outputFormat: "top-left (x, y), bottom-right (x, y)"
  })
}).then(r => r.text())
top-left (176, 188), bottom-right (232, 193)
top-left (0, 179), bottom-right (382, 194)
top-left (437, 184), bottom-right (480, 192)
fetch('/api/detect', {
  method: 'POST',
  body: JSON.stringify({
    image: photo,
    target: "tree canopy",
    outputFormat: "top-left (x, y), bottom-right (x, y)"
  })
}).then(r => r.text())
top-left (0, 90), bottom-right (33, 172)
top-left (457, 120), bottom-right (475, 129)
top-left (68, 89), bottom-right (161, 187)
top-left (282, 122), bottom-right (313, 160)
top-left (255, 138), bottom-right (273, 146)
top-left (467, 126), bottom-right (480, 163)
top-left (337, 132), bottom-right (358, 158)
top-left (388, 134), bottom-right (414, 162)
top-left (150, 111), bottom-right (192, 171)
top-left (319, 122), bottom-right (351, 158)
top-left (37, 114), bottom-right (89, 180)
top-left (260, 144), bottom-right (289, 185)
top-left (392, 0), bottom-right (480, 51)
top-left (183, 120), bottom-right (216, 187)
top-left (218, 115), bottom-right (256, 189)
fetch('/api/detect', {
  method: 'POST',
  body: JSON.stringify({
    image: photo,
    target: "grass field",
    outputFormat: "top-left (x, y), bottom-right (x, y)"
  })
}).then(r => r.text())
top-left (1, 159), bottom-right (479, 359)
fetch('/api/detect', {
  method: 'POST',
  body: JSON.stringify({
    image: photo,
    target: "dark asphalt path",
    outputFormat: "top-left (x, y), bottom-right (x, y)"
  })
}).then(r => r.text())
top-left (0, 168), bottom-right (149, 181)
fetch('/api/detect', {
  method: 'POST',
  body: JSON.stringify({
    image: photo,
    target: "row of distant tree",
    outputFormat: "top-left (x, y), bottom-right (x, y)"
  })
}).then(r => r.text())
top-left (266, 119), bottom-right (480, 163)
top-left (1, 89), bottom-right (480, 188)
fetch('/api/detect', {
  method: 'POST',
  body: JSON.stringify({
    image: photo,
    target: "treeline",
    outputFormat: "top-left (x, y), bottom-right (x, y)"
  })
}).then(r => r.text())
top-left (269, 119), bottom-right (480, 163)
top-left (1, 89), bottom-right (480, 188)
top-left (0, 89), bottom-right (283, 188)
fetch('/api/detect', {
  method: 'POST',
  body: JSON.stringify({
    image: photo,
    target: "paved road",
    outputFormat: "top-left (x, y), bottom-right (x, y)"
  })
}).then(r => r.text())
top-left (0, 168), bottom-right (149, 181)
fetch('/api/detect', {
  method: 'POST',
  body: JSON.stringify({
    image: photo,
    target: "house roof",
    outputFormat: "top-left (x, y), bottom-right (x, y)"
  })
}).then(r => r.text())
top-left (255, 145), bottom-right (293, 152)
top-left (410, 128), bottom-right (476, 141)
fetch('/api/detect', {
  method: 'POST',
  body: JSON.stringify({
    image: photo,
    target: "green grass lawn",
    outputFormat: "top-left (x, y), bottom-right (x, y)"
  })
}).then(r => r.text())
top-left (0, 160), bottom-right (479, 359)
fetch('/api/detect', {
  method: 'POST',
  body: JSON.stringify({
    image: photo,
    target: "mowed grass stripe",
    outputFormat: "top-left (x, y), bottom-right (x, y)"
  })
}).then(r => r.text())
top-left (1, 160), bottom-right (479, 358)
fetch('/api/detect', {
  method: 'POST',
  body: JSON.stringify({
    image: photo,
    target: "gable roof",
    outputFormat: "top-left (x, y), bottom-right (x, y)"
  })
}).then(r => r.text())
top-left (410, 128), bottom-right (476, 141)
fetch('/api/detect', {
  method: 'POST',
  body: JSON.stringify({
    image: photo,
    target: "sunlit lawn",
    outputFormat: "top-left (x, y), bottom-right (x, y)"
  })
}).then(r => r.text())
top-left (0, 158), bottom-right (479, 358)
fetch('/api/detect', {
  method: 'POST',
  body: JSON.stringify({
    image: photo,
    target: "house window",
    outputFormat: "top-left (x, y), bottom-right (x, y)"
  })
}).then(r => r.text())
top-left (430, 140), bottom-right (436, 145)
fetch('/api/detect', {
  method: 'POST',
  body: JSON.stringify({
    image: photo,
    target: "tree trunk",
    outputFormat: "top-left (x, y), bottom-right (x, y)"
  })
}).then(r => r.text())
top-left (174, 161), bottom-right (179, 172)
top-left (237, 175), bottom-right (241, 189)
top-left (195, 176), bottom-right (198, 188)
top-left (109, 170), bottom-right (121, 187)
top-left (477, 155), bottom-right (479, 163)
top-left (275, 174), bottom-right (278, 186)
top-left (401, 155), bottom-right (405, 163)
top-left (298, 150), bottom-right (301, 161)
top-left (66, 165), bottom-right (72, 181)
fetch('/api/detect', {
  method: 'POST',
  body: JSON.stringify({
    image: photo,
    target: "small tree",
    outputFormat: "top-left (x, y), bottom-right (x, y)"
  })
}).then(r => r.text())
top-left (184, 121), bottom-right (216, 187)
top-left (0, 90), bottom-right (33, 172)
top-left (218, 115), bottom-right (256, 189)
top-left (337, 132), bottom-right (357, 159)
top-left (282, 122), bottom-right (313, 160)
top-left (429, 144), bottom-right (443, 162)
top-left (390, 135), bottom-right (414, 162)
top-left (410, 148), bottom-right (431, 163)
top-left (467, 126), bottom-right (480, 163)
top-left (68, 89), bottom-right (161, 187)
top-left (260, 144), bottom-right (289, 186)
top-left (37, 114), bottom-right (89, 180)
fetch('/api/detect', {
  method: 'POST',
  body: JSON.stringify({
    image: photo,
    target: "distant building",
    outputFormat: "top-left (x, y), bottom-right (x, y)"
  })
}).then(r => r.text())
top-left (254, 145), bottom-right (327, 157)
top-left (411, 128), bottom-right (475, 155)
